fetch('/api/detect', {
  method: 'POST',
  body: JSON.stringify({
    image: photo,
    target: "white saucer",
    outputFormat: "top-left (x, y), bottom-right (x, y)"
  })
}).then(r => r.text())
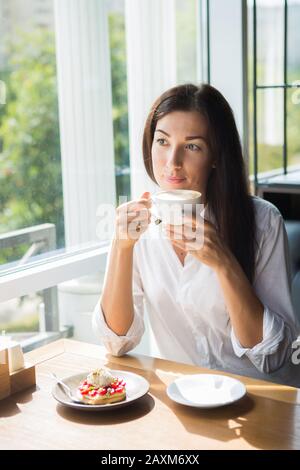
top-left (167, 373), bottom-right (247, 409)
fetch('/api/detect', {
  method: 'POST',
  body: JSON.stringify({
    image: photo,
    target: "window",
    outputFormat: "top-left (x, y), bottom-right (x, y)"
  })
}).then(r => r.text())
top-left (0, 0), bottom-right (206, 349)
top-left (0, 0), bottom-right (64, 269)
top-left (0, 0), bottom-right (130, 273)
top-left (0, 0), bottom-right (128, 337)
top-left (248, 0), bottom-right (300, 180)
top-left (108, 0), bottom-right (130, 201)
top-left (176, 0), bottom-right (202, 84)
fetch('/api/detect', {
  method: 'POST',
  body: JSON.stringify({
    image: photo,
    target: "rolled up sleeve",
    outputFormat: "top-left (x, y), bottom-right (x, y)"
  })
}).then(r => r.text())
top-left (231, 306), bottom-right (294, 373)
top-left (92, 245), bottom-right (145, 357)
top-left (231, 207), bottom-right (299, 373)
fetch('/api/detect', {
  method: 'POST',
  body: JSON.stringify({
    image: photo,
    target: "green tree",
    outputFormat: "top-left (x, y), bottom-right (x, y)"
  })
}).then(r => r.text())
top-left (0, 17), bottom-right (131, 266)
top-left (108, 12), bottom-right (130, 200)
top-left (0, 29), bottom-right (64, 258)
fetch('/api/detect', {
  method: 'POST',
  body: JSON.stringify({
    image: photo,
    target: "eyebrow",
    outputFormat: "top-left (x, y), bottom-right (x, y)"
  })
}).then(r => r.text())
top-left (155, 129), bottom-right (207, 142)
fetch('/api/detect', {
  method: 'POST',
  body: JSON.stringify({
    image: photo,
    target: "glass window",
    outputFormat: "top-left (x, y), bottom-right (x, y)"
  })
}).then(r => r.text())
top-left (257, 88), bottom-right (284, 173)
top-left (0, 0), bottom-right (129, 336)
top-left (0, 0), bottom-right (64, 267)
top-left (107, 0), bottom-right (130, 202)
top-left (287, 87), bottom-right (300, 168)
top-left (248, 0), bottom-right (255, 176)
top-left (287, 0), bottom-right (300, 168)
top-left (0, 0), bottom-right (205, 344)
top-left (248, 0), bottom-right (300, 177)
top-left (287, 0), bottom-right (300, 83)
top-left (0, 294), bottom-right (42, 338)
top-left (176, 0), bottom-right (201, 84)
top-left (0, 288), bottom-right (70, 351)
top-left (256, 0), bottom-right (284, 86)
top-left (0, 0), bottom-right (130, 273)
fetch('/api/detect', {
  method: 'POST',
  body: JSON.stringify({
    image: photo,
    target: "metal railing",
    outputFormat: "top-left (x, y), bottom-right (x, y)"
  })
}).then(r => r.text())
top-left (0, 224), bottom-right (59, 331)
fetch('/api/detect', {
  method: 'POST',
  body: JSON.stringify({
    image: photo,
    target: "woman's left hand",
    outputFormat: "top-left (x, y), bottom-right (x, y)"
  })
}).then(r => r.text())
top-left (165, 216), bottom-right (233, 272)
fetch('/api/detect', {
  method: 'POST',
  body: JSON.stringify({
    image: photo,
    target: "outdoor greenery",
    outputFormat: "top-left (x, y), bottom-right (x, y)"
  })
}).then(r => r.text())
top-left (0, 312), bottom-right (39, 333)
top-left (248, 70), bottom-right (300, 176)
top-left (108, 12), bottom-right (130, 201)
top-left (0, 11), bottom-right (130, 265)
top-left (0, 29), bottom-right (63, 264)
top-left (247, 4), bottom-right (300, 176)
top-left (0, 10), bottom-right (129, 333)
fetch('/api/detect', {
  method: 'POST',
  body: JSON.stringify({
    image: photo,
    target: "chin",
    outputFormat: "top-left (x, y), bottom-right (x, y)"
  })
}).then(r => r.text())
top-left (159, 179), bottom-right (188, 189)
top-left (160, 184), bottom-right (186, 191)
top-left (167, 183), bottom-right (187, 188)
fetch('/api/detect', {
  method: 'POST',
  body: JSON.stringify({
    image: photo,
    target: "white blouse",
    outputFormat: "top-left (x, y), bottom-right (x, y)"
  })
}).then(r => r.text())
top-left (92, 196), bottom-right (300, 386)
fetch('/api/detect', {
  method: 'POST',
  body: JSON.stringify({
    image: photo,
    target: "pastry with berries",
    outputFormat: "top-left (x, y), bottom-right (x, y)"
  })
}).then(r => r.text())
top-left (78, 368), bottom-right (126, 405)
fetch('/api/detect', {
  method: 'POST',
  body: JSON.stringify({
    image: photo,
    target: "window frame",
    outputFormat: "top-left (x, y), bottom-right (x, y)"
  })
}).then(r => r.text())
top-left (0, 243), bottom-right (109, 305)
top-left (252, 0), bottom-right (300, 186)
top-left (209, 0), bottom-right (249, 156)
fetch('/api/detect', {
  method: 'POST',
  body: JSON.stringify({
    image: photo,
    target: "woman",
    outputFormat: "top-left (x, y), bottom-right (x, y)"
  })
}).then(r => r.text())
top-left (93, 83), bottom-right (299, 385)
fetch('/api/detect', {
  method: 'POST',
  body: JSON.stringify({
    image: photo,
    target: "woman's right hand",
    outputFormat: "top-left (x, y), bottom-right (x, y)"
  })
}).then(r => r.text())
top-left (115, 191), bottom-right (152, 248)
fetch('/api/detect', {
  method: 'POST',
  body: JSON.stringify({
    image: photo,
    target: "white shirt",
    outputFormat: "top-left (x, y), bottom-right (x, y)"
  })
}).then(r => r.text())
top-left (92, 196), bottom-right (300, 386)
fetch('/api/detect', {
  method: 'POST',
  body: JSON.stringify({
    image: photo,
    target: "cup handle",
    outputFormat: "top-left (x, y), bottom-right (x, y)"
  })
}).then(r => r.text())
top-left (149, 200), bottom-right (162, 225)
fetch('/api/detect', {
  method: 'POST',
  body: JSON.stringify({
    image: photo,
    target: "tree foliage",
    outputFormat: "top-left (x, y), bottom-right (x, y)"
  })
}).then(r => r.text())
top-left (0, 13), bottom-right (130, 264)
top-left (0, 29), bottom-right (64, 256)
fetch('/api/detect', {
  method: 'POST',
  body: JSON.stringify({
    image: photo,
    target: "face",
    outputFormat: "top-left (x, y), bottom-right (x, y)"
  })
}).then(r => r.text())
top-left (151, 110), bottom-right (214, 199)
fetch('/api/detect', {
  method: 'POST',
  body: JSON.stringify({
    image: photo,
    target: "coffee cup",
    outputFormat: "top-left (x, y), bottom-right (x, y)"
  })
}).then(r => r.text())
top-left (151, 189), bottom-right (202, 225)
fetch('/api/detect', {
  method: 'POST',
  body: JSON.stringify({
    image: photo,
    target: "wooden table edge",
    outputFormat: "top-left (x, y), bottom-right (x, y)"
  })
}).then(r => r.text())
top-left (25, 339), bottom-right (300, 393)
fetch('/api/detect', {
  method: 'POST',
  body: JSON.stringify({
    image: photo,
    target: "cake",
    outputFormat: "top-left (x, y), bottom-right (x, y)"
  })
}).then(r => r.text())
top-left (77, 367), bottom-right (126, 405)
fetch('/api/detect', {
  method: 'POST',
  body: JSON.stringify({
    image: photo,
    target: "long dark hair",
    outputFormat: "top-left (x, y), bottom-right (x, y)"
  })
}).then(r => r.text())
top-left (143, 83), bottom-right (257, 284)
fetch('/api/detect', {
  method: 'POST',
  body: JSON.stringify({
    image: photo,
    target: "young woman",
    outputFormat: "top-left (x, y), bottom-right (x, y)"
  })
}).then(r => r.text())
top-left (93, 83), bottom-right (299, 385)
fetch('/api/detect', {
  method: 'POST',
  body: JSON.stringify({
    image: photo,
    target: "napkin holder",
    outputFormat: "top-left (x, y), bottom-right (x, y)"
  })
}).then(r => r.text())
top-left (0, 347), bottom-right (36, 400)
top-left (0, 349), bottom-right (10, 400)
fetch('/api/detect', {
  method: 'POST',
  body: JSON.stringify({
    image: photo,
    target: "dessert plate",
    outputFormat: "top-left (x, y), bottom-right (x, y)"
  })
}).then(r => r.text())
top-left (52, 370), bottom-right (150, 411)
top-left (166, 374), bottom-right (246, 409)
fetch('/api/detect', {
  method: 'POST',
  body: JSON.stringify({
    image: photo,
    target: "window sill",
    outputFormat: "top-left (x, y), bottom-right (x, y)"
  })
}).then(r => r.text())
top-left (12, 326), bottom-right (73, 353)
top-left (0, 243), bottom-right (110, 304)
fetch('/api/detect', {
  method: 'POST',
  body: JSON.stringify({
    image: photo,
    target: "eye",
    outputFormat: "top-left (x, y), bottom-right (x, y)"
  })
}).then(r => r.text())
top-left (156, 138), bottom-right (168, 145)
top-left (186, 143), bottom-right (201, 151)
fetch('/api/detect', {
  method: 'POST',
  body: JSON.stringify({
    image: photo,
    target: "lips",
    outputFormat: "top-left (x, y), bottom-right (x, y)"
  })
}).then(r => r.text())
top-left (166, 176), bottom-right (186, 184)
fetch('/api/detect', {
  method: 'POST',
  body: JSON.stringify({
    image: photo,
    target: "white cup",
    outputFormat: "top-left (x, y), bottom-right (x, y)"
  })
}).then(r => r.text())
top-left (151, 189), bottom-right (202, 225)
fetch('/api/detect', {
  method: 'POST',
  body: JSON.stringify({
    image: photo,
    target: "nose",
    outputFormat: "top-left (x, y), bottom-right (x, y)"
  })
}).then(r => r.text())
top-left (166, 146), bottom-right (183, 170)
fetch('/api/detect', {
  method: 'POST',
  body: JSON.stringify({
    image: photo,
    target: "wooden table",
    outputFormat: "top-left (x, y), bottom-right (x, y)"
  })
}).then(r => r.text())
top-left (1, 339), bottom-right (300, 450)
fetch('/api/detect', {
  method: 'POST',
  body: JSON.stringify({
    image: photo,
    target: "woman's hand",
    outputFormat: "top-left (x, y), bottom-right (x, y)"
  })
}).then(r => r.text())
top-left (165, 215), bottom-right (233, 272)
top-left (166, 215), bottom-right (264, 348)
top-left (115, 191), bottom-right (152, 249)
